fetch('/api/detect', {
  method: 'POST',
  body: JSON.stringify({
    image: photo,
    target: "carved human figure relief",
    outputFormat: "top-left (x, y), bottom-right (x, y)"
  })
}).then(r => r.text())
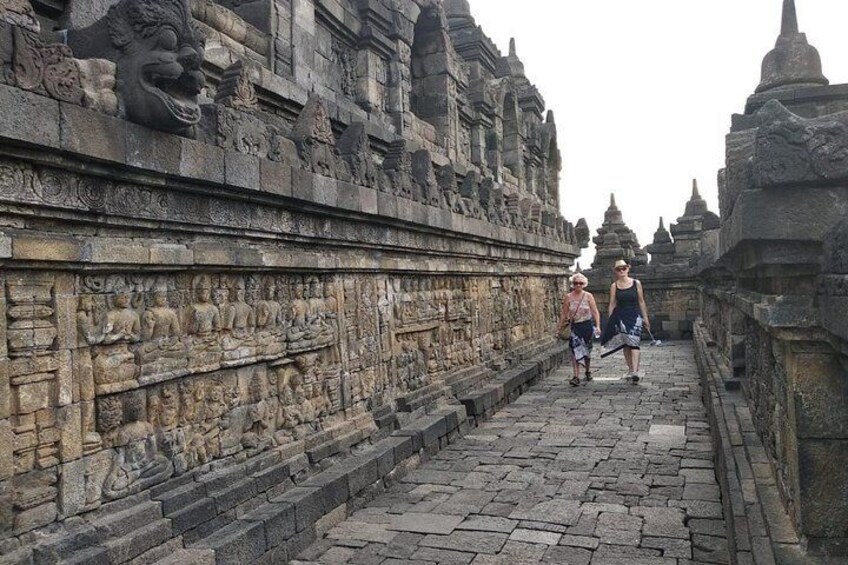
top-left (256, 278), bottom-right (282, 331)
top-left (222, 277), bottom-right (255, 339)
top-left (142, 291), bottom-right (181, 341)
top-left (187, 276), bottom-right (221, 337)
top-left (102, 394), bottom-right (173, 500)
top-left (77, 294), bottom-right (108, 345)
top-left (103, 291), bottom-right (141, 344)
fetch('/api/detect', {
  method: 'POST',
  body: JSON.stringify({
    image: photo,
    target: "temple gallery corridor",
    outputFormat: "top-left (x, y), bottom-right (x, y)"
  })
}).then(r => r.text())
top-left (294, 343), bottom-right (732, 565)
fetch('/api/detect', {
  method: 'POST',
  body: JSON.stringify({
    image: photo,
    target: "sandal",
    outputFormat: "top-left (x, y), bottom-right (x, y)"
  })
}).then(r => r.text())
top-left (630, 372), bottom-right (640, 384)
top-left (585, 371), bottom-right (593, 382)
top-left (569, 376), bottom-right (581, 387)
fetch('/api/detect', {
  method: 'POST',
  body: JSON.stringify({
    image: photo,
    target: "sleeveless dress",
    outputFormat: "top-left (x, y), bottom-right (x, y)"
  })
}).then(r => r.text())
top-left (600, 280), bottom-right (643, 357)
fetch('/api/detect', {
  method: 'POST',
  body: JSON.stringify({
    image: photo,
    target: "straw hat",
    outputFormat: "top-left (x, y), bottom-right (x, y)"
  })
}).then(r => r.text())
top-left (613, 259), bottom-right (629, 269)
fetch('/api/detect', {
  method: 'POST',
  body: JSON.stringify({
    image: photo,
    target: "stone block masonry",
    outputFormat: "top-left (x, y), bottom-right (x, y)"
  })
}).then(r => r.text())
top-left (294, 344), bottom-right (735, 565)
top-left (0, 0), bottom-right (586, 562)
top-left (581, 2), bottom-right (848, 558)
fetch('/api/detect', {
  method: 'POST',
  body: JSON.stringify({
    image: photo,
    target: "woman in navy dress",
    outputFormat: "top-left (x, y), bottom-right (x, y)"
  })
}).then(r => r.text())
top-left (601, 260), bottom-right (651, 383)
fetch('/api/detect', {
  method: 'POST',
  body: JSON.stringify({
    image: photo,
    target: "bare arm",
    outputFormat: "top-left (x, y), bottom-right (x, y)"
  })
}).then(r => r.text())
top-left (608, 283), bottom-right (617, 317)
top-left (588, 293), bottom-right (601, 330)
top-left (636, 280), bottom-right (650, 330)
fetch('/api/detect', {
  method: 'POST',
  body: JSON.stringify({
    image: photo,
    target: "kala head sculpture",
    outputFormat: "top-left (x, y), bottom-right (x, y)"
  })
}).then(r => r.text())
top-left (69, 0), bottom-right (206, 134)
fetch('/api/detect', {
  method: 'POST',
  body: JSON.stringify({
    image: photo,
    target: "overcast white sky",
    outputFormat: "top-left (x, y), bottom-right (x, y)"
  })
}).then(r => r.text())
top-left (469, 0), bottom-right (848, 265)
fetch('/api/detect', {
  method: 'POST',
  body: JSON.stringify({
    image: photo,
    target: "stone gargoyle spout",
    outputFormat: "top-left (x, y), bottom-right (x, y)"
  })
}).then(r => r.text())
top-left (68, 0), bottom-right (206, 135)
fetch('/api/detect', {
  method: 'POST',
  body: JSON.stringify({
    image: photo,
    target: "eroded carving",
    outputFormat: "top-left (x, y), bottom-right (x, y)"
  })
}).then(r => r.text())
top-left (69, 0), bottom-right (206, 134)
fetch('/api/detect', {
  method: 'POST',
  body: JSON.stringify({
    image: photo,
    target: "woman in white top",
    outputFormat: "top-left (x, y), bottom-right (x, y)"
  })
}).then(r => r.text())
top-left (557, 273), bottom-right (601, 386)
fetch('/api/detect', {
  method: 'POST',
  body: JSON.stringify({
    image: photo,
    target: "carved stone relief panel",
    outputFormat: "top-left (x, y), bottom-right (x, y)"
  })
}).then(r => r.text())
top-left (4, 270), bottom-right (562, 532)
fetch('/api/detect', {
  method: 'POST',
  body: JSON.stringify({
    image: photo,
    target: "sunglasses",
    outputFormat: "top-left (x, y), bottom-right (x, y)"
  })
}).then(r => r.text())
top-left (615, 266), bottom-right (629, 272)
top-left (572, 282), bottom-right (585, 286)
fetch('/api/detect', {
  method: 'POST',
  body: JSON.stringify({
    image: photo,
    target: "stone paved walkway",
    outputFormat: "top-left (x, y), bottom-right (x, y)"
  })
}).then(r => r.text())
top-left (295, 342), bottom-right (729, 565)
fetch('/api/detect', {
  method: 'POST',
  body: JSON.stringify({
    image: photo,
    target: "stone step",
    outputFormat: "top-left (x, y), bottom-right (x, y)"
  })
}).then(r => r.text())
top-left (29, 519), bottom-right (102, 565)
top-left (102, 519), bottom-right (173, 564)
top-left (395, 383), bottom-right (451, 412)
top-left (126, 537), bottom-right (184, 565)
top-left (189, 519), bottom-right (267, 565)
top-left (443, 365), bottom-right (493, 397)
top-left (88, 500), bottom-right (163, 540)
top-left (172, 403), bottom-right (467, 564)
top-left (153, 481), bottom-right (208, 516)
top-left (51, 513), bottom-right (172, 565)
top-left (60, 545), bottom-right (110, 565)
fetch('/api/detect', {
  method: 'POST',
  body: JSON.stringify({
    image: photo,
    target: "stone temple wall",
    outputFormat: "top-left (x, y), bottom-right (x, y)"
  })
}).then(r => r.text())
top-left (0, 0), bottom-right (585, 558)
top-left (583, 5), bottom-right (848, 556)
top-left (582, 185), bottom-right (717, 342)
top-left (697, 2), bottom-right (848, 555)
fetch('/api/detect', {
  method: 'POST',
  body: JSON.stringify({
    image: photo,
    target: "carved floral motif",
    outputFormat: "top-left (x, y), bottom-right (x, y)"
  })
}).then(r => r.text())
top-left (8, 27), bottom-right (84, 105)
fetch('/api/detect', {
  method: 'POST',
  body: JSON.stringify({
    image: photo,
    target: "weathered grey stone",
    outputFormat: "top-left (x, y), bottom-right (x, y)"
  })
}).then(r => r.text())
top-left (756, 0), bottom-right (828, 93)
top-left (242, 502), bottom-right (296, 547)
top-left (389, 512), bottom-right (464, 535)
top-left (193, 520), bottom-right (267, 565)
top-left (67, 0), bottom-right (205, 135)
top-left (0, 84), bottom-right (60, 147)
top-left (419, 530), bottom-right (508, 554)
top-left (60, 103), bottom-right (126, 163)
top-left (273, 487), bottom-right (324, 533)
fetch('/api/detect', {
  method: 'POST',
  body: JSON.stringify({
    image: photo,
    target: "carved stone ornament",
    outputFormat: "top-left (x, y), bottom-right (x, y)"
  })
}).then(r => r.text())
top-left (0, 0), bottom-right (40, 32)
top-left (215, 59), bottom-right (258, 112)
top-left (9, 27), bottom-right (85, 105)
top-left (292, 94), bottom-right (339, 177)
top-left (754, 100), bottom-right (848, 187)
top-left (68, 0), bottom-right (207, 134)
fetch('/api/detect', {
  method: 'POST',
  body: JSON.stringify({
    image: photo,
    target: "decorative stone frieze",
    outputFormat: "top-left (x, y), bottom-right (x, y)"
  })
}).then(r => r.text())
top-left (0, 1), bottom-right (583, 558)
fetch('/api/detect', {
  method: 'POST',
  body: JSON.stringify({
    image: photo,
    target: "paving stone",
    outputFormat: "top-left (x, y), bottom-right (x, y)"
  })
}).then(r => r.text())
top-left (517, 520), bottom-right (568, 534)
top-left (594, 512), bottom-right (642, 546)
top-left (542, 544), bottom-right (592, 564)
top-left (420, 531), bottom-right (508, 554)
top-left (509, 499), bottom-right (581, 526)
top-left (630, 506), bottom-right (689, 539)
top-left (683, 483), bottom-right (722, 501)
top-left (388, 512), bottom-right (464, 535)
top-left (468, 541), bottom-right (547, 564)
top-left (378, 532), bottom-right (424, 559)
top-left (641, 536), bottom-right (693, 558)
top-left (689, 518), bottom-right (727, 537)
top-left (456, 515), bottom-right (518, 533)
top-left (326, 520), bottom-right (397, 544)
top-left (298, 346), bottom-right (728, 564)
top-left (508, 528), bottom-right (561, 545)
top-left (558, 534), bottom-right (600, 550)
top-left (411, 546), bottom-right (475, 564)
top-left (669, 499), bottom-right (724, 519)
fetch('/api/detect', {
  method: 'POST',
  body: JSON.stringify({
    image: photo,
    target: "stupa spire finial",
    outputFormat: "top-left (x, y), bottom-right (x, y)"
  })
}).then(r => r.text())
top-left (782, 0), bottom-right (799, 35)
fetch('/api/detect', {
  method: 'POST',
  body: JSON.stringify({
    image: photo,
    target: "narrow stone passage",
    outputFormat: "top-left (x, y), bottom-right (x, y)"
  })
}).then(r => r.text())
top-left (294, 342), bottom-right (729, 565)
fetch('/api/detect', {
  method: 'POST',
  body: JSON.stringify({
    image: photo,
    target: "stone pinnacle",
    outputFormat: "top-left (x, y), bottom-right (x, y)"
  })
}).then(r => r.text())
top-left (692, 179), bottom-right (700, 199)
top-left (756, 0), bottom-right (828, 93)
top-left (781, 0), bottom-right (798, 35)
top-left (509, 37), bottom-right (516, 57)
